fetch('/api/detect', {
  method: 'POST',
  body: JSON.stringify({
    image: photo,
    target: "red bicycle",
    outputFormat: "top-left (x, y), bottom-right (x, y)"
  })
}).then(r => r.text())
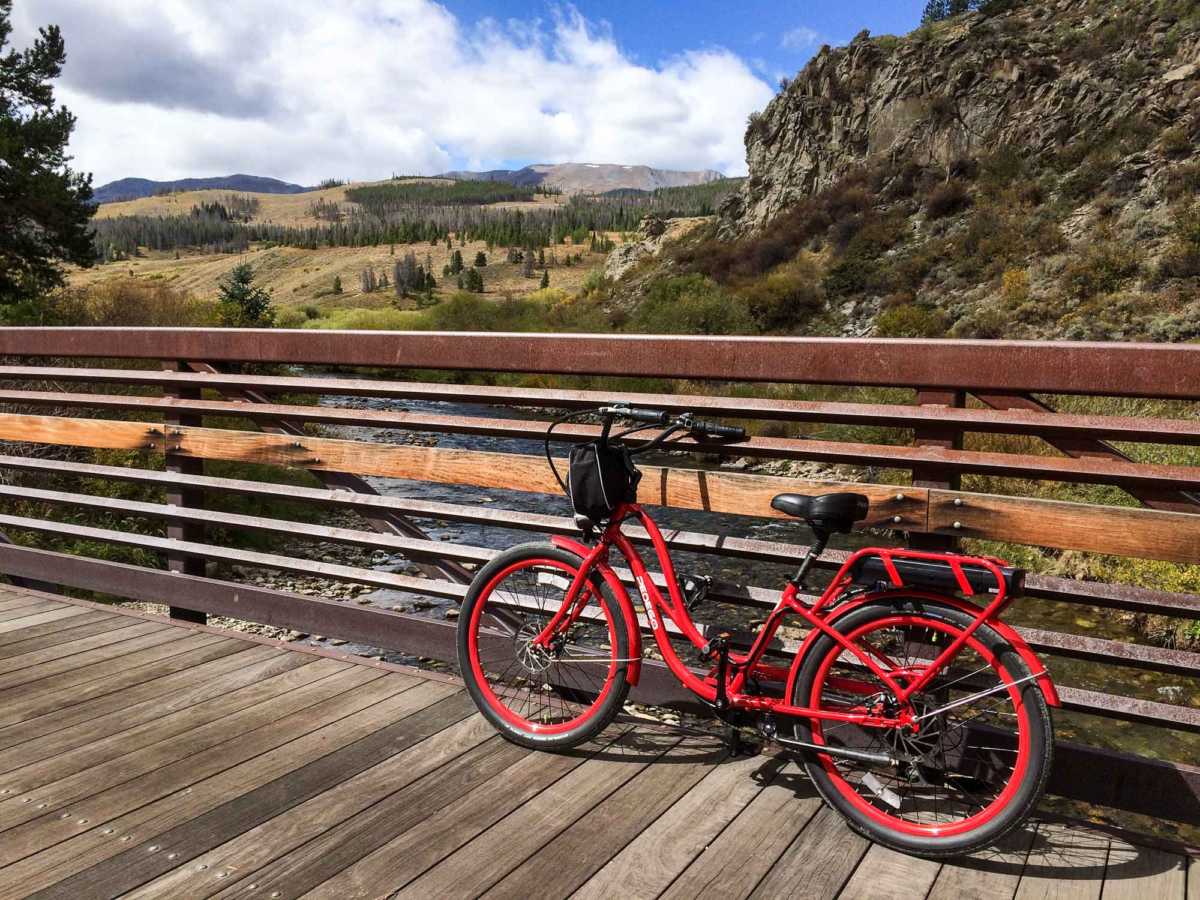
top-left (457, 406), bottom-right (1057, 856)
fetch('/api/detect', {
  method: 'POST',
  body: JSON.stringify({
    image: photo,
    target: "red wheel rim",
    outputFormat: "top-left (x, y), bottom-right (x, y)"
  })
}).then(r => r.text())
top-left (809, 614), bottom-right (1031, 838)
top-left (467, 558), bottom-right (620, 736)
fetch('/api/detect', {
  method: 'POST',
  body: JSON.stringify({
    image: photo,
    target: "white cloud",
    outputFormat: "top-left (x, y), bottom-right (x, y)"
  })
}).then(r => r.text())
top-left (780, 25), bottom-right (821, 51)
top-left (10, 1), bottom-right (775, 186)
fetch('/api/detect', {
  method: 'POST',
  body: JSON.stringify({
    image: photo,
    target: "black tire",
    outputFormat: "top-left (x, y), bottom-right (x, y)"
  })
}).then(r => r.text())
top-left (792, 598), bottom-right (1053, 857)
top-left (456, 543), bottom-right (633, 751)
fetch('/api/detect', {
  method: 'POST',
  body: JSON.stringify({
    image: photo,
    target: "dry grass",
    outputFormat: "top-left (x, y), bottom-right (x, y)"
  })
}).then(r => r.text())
top-left (69, 238), bottom-right (610, 308)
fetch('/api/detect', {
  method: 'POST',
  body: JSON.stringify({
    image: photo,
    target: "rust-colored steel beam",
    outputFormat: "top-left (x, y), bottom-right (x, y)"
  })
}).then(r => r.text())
top-left (1, 330), bottom-right (1199, 398)
top-left (974, 391), bottom-right (1200, 513)
top-left (6, 367), bottom-right (1200, 444)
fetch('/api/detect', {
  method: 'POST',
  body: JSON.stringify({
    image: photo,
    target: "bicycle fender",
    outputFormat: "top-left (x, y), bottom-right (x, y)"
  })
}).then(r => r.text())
top-left (550, 535), bottom-right (643, 685)
top-left (785, 592), bottom-right (1059, 708)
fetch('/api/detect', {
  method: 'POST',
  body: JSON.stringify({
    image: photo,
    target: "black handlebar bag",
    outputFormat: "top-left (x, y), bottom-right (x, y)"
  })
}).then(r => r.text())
top-left (566, 442), bottom-right (641, 522)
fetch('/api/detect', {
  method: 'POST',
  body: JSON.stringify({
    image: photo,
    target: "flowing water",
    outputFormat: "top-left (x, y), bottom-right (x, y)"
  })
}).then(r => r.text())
top-left (305, 390), bottom-right (1199, 775)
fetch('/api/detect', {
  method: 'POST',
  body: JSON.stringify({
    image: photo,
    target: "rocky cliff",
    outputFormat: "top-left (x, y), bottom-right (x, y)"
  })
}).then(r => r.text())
top-left (722, 0), bottom-right (1199, 236)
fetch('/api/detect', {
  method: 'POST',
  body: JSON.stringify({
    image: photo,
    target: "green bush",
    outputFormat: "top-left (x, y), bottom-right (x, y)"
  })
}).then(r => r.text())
top-left (875, 304), bottom-right (947, 337)
top-left (628, 275), bottom-right (755, 335)
top-left (737, 262), bottom-right (824, 331)
top-left (1060, 240), bottom-right (1140, 299)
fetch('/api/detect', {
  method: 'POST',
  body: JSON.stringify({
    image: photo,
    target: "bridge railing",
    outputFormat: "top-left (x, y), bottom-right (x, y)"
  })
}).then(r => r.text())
top-left (0, 328), bottom-right (1197, 830)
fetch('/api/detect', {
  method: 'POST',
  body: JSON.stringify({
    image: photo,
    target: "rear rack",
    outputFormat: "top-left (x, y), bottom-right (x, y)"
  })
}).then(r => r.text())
top-left (846, 550), bottom-right (1024, 599)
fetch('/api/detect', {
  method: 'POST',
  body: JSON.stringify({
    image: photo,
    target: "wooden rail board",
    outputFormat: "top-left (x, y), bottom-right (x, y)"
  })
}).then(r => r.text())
top-left (0, 589), bottom-right (1186, 899)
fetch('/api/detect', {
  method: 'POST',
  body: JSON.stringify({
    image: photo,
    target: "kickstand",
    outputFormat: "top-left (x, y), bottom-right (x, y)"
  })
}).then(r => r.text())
top-left (724, 723), bottom-right (761, 758)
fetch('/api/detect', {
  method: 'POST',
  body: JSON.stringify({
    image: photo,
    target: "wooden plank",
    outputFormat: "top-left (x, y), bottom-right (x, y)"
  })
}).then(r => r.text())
top-left (301, 727), bottom-right (633, 900)
top-left (0, 605), bottom-right (92, 636)
top-left (0, 647), bottom-right (311, 776)
top-left (574, 752), bottom-right (772, 900)
top-left (483, 735), bottom-right (724, 900)
top-left (43, 692), bottom-right (478, 899)
top-left (1189, 856), bottom-right (1199, 899)
top-left (838, 844), bottom-right (942, 900)
top-left (659, 763), bottom-right (822, 900)
top-left (1014, 822), bottom-right (1109, 900)
top-left (0, 666), bottom-right (401, 872)
top-left (127, 713), bottom-right (500, 899)
top-left (0, 609), bottom-right (121, 650)
top-left (925, 825), bottom-right (1037, 900)
top-left (206, 724), bottom-right (521, 900)
top-left (0, 599), bottom-right (58, 621)
top-left (748, 805), bottom-right (871, 900)
top-left (0, 623), bottom-right (179, 693)
top-left (0, 657), bottom-right (348, 831)
top-left (0, 643), bottom-right (270, 754)
top-left (0, 612), bottom-right (128, 661)
top-left (0, 412), bottom-right (924, 527)
top-left (0, 635), bottom-right (240, 729)
top-left (929, 490), bottom-right (1200, 564)
top-left (0, 620), bottom-right (175, 677)
top-left (1100, 837), bottom-right (1188, 900)
top-left (1, 676), bottom-right (452, 898)
top-left (397, 729), bottom-right (684, 900)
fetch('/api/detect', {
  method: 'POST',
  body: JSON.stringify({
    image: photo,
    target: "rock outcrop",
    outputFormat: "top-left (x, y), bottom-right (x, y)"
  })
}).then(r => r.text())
top-left (722, 0), bottom-right (1200, 235)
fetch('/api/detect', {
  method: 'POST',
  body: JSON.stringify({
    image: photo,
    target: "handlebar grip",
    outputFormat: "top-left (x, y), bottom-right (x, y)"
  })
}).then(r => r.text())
top-left (692, 420), bottom-right (747, 441)
top-left (620, 407), bottom-right (670, 424)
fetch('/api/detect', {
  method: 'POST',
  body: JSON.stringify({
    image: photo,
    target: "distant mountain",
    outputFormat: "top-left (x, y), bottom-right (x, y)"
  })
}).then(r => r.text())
top-left (94, 174), bottom-right (309, 204)
top-left (439, 163), bottom-right (726, 195)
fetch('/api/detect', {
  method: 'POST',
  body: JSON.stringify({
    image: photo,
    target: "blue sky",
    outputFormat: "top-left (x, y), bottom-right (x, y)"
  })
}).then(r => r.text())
top-left (14, 1), bottom-right (932, 185)
top-left (444, 1), bottom-right (930, 83)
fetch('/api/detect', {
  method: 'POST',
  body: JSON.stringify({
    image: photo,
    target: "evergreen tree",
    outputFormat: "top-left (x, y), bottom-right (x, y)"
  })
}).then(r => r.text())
top-left (540, 269), bottom-right (549, 289)
top-left (522, 252), bottom-right (535, 279)
top-left (474, 251), bottom-right (487, 267)
top-left (463, 267), bottom-right (484, 292)
top-left (332, 274), bottom-right (342, 294)
top-left (449, 249), bottom-right (464, 274)
top-left (217, 263), bottom-right (275, 327)
top-left (0, 0), bottom-right (95, 317)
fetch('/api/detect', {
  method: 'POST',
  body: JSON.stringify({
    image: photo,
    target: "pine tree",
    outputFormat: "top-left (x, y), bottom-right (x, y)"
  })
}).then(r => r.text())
top-left (217, 263), bottom-right (275, 327)
top-left (522, 252), bottom-right (535, 279)
top-left (449, 250), bottom-right (464, 275)
top-left (540, 269), bottom-right (550, 289)
top-left (0, 0), bottom-right (96, 317)
top-left (332, 275), bottom-right (343, 294)
top-left (474, 251), bottom-right (487, 267)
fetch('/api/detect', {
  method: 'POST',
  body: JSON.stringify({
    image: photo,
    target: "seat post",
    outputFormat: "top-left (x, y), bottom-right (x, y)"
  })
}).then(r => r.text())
top-left (791, 530), bottom-right (829, 589)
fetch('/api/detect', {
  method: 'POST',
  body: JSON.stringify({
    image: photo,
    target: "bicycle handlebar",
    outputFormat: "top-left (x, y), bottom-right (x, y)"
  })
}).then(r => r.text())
top-left (599, 405), bottom-right (746, 442)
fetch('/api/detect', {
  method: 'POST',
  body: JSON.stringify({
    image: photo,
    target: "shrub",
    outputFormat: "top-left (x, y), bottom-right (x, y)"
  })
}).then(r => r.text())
top-left (1165, 162), bottom-right (1200, 202)
top-left (1060, 240), bottom-right (1140, 299)
top-left (1001, 268), bottom-right (1030, 306)
top-left (926, 179), bottom-right (972, 219)
top-left (737, 261), bottom-right (824, 331)
top-left (875, 304), bottom-right (947, 338)
top-left (628, 275), bottom-right (756, 335)
top-left (44, 278), bottom-right (217, 327)
top-left (301, 304), bottom-right (322, 320)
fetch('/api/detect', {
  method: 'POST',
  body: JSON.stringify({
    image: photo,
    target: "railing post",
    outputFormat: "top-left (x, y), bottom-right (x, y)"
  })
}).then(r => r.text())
top-left (909, 389), bottom-right (965, 551)
top-left (162, 360), bottom-right (206, 623)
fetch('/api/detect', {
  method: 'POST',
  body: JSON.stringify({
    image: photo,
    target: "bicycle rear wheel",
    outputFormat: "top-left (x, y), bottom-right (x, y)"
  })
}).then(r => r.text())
top-left (792, 598), bottom-right (1052, 857)
top-left (457, 543), bottom-right (633, 750)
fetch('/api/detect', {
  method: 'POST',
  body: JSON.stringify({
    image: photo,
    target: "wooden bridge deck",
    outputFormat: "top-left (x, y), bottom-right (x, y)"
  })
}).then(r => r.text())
top-left (0, 586), bottom-right (1192, 900)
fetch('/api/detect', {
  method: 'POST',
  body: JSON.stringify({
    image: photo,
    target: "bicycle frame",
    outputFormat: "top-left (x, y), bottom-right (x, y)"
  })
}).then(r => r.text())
top-left (534, 502), bottom-right (1057, 730)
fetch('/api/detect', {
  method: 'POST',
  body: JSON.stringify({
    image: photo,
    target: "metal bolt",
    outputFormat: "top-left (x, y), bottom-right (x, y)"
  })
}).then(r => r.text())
top-left (894, 492), bottom-right (904, 501)
top-left (216, 872), bottom-right (228, 879)
top-left (148, 845), bottom-right (159, 852)
top-left (953, 497), bottom-right (964, 507)
top-left (197, 864), bottom-right (209, 871)
top-left (103, 828), bottom-right (114, 835)
top-left (60, 812), bottom-right (70, 819)
top-left (167, 853), bottom-right (178, 860)
top-left (892, 515), bottom-right (902, 524)
top-left (121, 836), bottom-right (131, 842)
top-left (953, 521), bottom-right (963, 530)
top-left (77, 819), bottom-right (88, 825)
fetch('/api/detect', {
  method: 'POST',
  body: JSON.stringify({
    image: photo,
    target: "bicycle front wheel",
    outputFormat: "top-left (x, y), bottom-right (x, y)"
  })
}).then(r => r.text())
top-left (457, 543), bottom-right (633, 750)
top-left (792, 598), bottom-right (1052, 857)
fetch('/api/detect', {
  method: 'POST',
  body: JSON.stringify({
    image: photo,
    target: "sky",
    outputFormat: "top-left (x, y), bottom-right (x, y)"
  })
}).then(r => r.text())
top-left (10, 1), bottom-right (927, 188)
